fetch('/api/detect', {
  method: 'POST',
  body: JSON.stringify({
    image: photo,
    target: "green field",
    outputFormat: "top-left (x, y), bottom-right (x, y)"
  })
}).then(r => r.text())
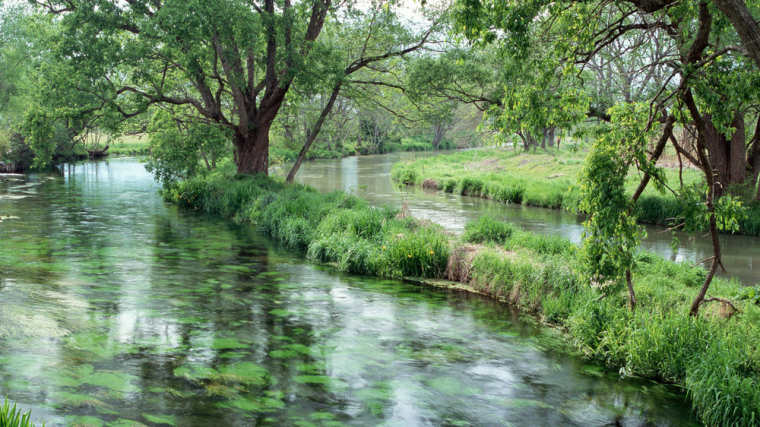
top-left (391, 148), bottom-right (760, 236)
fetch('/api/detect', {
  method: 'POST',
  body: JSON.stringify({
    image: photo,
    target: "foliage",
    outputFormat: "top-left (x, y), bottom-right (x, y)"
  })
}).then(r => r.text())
top-left (0, 399), bottom-right (36, 427)
top-left (577, 103), bottom-right (654, 292)
top-left (144, 109), bottom-right (230, 186)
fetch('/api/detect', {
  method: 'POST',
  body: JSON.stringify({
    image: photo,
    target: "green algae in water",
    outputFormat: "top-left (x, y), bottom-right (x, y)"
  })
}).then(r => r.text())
top-left (141, 413), bottom-right (176, 426)
top-left (108, 419), bottom-right (149, 427)
top-left (211, 337), bottom-right (249, 350)
top-left (81, 371), bottom-right (139, 394)
top-left (219, 396), bottom-right (285, 413)
top-left (218, 362), bottom-right (269, 385)
top-left (173, 364), bottom-right (218, 382)
top-left (64, 415), bottom-right (105, 426)
top-left (51, 391), bottom-right (110, 409)
top-left (268, 308), bottom-right (293, 317)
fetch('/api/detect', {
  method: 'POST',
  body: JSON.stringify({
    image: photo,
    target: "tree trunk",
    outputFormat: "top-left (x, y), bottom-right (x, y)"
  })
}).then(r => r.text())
top-left (286, 82), bottom-right (342, 182)
top-left (747, 116), bottom-right (760, 200)
top-left (729, 113), bottom-right (746, 185)
top-left (626, 269), bottom-right (636, 310)
top-left (235, 124), bottom-right (270, 175)
top-left (432, 123), bottom-right (445, 150)
top-left (712, 0), bottom-right (760, 70)
top-left (702, 114), bottom-right (747, 197)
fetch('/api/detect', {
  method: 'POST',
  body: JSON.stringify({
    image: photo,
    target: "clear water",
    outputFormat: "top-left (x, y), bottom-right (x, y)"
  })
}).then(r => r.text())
top-left (293, 151), bottom-right (760, 286)
top-left (0, 158), bottom-right (698, 426)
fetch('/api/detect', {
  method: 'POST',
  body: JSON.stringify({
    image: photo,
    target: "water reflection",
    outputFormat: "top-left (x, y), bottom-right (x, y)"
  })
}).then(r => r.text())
top-left (294, 151), bottom-right (760, 285)
top-left (0, 158), bottom-right (698, 425)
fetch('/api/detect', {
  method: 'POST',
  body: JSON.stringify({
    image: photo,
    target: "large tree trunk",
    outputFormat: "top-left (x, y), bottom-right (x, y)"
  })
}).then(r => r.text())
top-left (235, 124), bottom-right (270, 175)
top-left (702, 113), bottom-right (747, 197)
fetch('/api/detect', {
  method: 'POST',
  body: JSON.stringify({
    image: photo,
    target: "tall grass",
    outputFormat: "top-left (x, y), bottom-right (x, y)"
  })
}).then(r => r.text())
top-left (170, 173), bottom-right (760, 426)
top-left (0, 399), bottom-right (36, 427)
top-left (169, 174), bottom-right (450, 279)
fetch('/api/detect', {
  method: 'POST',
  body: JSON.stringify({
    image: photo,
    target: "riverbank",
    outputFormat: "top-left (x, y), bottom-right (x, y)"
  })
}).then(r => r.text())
top-left (391, 148), bottom-right (760, 236)
top-left (169, 172), bottom-right (760, 426)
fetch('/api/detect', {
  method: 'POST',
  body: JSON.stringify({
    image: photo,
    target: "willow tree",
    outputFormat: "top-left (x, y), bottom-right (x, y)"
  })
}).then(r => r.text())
top-left (32, 0), bottom-right (333, 174)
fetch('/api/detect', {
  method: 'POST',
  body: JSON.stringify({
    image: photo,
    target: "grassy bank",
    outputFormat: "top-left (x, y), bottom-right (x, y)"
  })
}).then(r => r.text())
top-left (270, 136), bottom-right (456, 166)
top-left (391, 148), bottom-right (760, 236)
top-left (169, 172), bottom-right (760, 426)
top-left (106, 134), bottom-right (151, 156)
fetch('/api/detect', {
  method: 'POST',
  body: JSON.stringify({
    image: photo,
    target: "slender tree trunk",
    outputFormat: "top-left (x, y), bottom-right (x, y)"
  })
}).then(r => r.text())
top-left (690, 210), bottom-right (722, 316)
top-left (286, 82), bottom-right (342, 182)
top-left (432, 123), bottom-right (446, 150)
top-left (626, 269), bottom-right (636, 310)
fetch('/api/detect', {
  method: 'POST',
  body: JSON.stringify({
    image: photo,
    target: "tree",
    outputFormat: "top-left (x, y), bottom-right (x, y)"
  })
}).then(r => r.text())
top-left (33, 0), bottom-right (333, 174)
top-left (453, 0), bottom-right (760, 315)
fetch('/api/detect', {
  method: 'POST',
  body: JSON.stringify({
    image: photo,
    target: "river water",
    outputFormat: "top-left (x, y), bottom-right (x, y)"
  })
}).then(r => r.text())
top-left (0, 158), bottom-right (700, 426)
top-left (295, 151), bottom-right (760, 286)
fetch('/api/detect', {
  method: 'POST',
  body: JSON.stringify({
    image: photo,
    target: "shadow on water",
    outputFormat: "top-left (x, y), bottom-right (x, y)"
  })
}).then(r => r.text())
top-left (0, 158), bottom-right (699, 425)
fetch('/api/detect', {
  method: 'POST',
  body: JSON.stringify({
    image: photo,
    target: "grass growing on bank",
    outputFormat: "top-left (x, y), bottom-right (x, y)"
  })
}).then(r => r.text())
top-left (107, 134), bottom-right (151, 156)
top-left (391, 148), bottom-right (760, 236)
top-left (168, 173), bottom-right (450, 279)
top-left (169, 172), bottom-right (760, 426)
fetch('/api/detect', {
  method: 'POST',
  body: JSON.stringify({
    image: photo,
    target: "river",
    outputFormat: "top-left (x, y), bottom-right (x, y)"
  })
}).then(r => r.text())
top-left (0, 157), bottom-right (700, 426)
top-left (295, 151), bottom-right (760, 286)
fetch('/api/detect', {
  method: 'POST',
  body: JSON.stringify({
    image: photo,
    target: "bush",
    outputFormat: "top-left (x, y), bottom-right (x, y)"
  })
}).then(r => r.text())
top-left (463, 216), bottom-right (515, 244)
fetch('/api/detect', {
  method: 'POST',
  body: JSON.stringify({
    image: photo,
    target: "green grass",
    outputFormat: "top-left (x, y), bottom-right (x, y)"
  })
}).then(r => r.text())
top-left (106, 134), bottom-right (151, 156)
top-left (463, 215), bottom-right (515, 244)
top-left (1, 399), bottom-right (37, 427)
top-left (391, 148), bottom-right (760, 236)
top-left (167, 172), bottom-right (450, 279)
top-left (169, 171), bottom-right (760, 426)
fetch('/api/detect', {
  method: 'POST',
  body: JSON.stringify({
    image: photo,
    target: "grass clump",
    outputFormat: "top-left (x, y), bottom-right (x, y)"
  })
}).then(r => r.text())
top-left (1, 399), bottom-right (37, 427)
top-left (463, 216), bottom-right (515, 244)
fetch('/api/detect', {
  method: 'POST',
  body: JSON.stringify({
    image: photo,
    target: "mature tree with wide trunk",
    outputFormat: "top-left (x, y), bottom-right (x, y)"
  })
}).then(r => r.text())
top-left (453, 0), bottom-right (760, 315)
top-left (32, 0), bottom-right (334, 174)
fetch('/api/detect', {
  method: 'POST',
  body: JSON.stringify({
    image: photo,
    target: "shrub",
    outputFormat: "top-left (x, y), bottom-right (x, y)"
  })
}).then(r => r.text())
top-left (463, 216), bottom-right (515, 244)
